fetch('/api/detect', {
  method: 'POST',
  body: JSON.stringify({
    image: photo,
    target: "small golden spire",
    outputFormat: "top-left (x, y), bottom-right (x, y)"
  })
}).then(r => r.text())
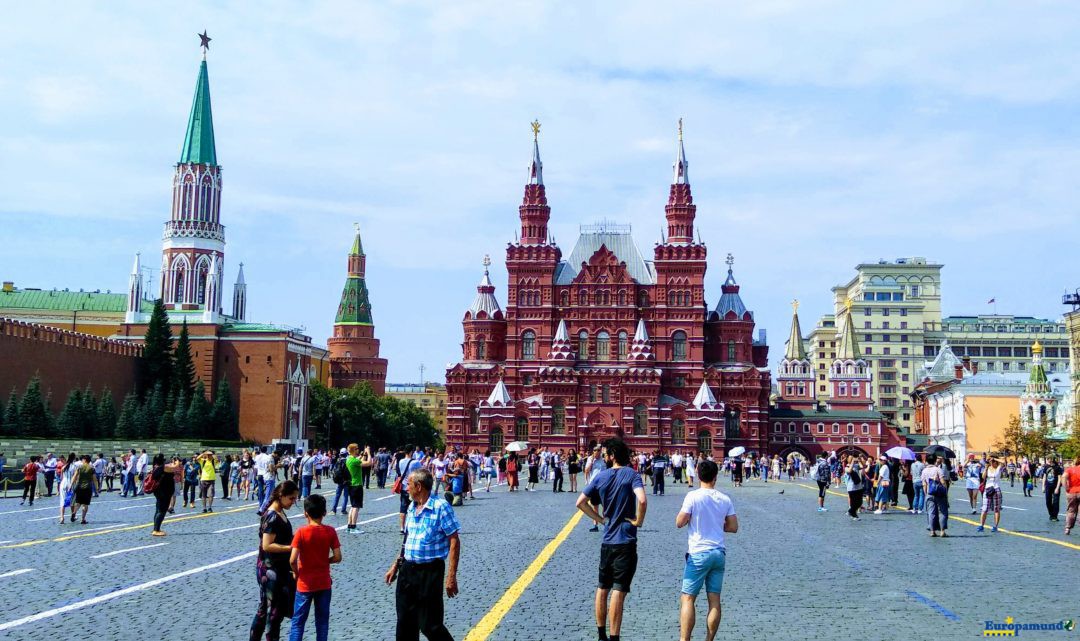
top-left (1032, 339), bottom-right (1043, 354)
top-left (530, 119), bottom-right (541, 141)
top-left (678, 117), bottom-right (684, 141)
top-left (792, 299), bottom-right (799, 313)
top-left (844, 298), bottom-right (853, 312)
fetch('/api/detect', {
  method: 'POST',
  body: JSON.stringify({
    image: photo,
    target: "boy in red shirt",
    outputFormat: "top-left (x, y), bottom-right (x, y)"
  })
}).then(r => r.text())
top-left (289, 494), bottom-right (341, 641)
top-left (21, 456), bottom-right (40, 506)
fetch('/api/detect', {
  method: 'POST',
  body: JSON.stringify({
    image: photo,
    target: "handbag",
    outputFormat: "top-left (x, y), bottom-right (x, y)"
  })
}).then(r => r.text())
top-left (928, 477), bottom-right (948, 498)
top-left (143, 470), bottom-right (159, 494)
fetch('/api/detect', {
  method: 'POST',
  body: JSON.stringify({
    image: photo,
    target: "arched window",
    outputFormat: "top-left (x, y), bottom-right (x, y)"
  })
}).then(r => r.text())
top-left (618, 290), bottom-right (626, 306)
top-left (601, 385), bottom-right (610, 403)
top-left (672, 418), bottom-right (685, 444)
top-left (552, 401), bottom-right (565, 435)
top-left (174, 269), bottom-right (186, 304)
top-left (725, 407), bottom-right (740, 437)
top-left (1039, 405), bottom-right (1048, 426)
top-left (838, 382), bottom-right (847, 396)
top-left (633, 404), bottom-right (648, 435)
top-left (522, 331), bottom-right (536, 359)
top-left (617, 331), bottom-right (629, 360)
top-left (1026, 406), bottom-right (1034, 424)
top-left (561, 291), bottom-right (569, 306)
top-left (668, 291), bottom-right (676, 306)
top-left (727, 340), bottom-right (736, 362)
top-left (469, 407), bottom-right (480, 434)
top-left (851, 382), bottom-right (859, 397)
top-left (489, 426), bottom-right (503, 452)
top-left (578, 330), bottom-right (589, 359)
top-left (638, 290), bottom-right (648, 307)
top-left (597, 331), bottom-right (611, 360)
top-left (579, 289), bottom-right (588, 306)
top-left (476, 336), bottom-right (486, 360)
top-left (698, 429), bottom-right (712, 455)
top-left (672, 331), bottom-right (687, 361)
top-left (515, 416), bottom-right (529, 441)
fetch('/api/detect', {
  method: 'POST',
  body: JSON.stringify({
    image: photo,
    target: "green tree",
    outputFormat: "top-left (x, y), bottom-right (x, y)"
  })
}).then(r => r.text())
top-left (56, 389), bottom-right (84, 438)
top-left (210, 377), bottom-right (238, 440)
top-left (138, 383), bottom-right (166, 439)
top-left (18, 376), bottom-right (52, 438)
top-left (0, 392), bottom-right (5, 436)
top-left (186, 381), bottom-right (211, 439)
top-left (172, 320), bottom-right (196, 397)
top-left (308, 380), bottom-right (440, 451)
top-left (81, 383), bottom-right (98, 439)
top-left (173, 390), bottom-right (189, 438)
top-left (142, 299), bottom-right (173, 395)
top-left (1059, 415), bottom-right (1080, 460)
top-left (115, 393), bottom-right (140, 440)
top-left (96, 389), bottom-right (118, 438)
top-left (158, 389), bottom-right (180, 439)
top-left (3, 388), bottom-right (20, 435)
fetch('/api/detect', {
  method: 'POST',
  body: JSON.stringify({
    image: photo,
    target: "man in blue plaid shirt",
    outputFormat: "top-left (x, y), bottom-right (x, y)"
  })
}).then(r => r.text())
top-left (385, 467), bottom-right (461, 641)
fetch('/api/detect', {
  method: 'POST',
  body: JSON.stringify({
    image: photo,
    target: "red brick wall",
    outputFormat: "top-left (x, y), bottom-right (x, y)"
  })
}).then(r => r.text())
top-left (0, 318), bottom-right (141, 410)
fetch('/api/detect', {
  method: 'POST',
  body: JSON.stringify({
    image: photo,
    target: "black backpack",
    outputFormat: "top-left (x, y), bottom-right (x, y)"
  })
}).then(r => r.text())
top-left (332, 459), bottom-right (348, 485)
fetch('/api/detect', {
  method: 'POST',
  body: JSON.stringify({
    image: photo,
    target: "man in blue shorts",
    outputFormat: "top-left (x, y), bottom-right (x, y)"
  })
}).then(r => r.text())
top-left (576, 439), bottom-right (647, 641)
top-left (676, 459), bottom-right (738, 641)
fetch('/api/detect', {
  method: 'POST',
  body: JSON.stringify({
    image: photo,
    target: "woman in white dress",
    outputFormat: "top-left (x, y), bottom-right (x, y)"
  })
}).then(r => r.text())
top-left (686, 453), bottom-right (697, 488)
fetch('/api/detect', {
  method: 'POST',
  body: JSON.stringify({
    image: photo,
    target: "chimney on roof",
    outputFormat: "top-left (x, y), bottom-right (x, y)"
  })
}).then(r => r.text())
top-left (954, 364), bottom-right (964, 381)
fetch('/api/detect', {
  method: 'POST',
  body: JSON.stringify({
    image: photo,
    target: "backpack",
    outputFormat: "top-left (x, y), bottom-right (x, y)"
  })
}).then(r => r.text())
top-left (142, 469), bottom-right (159, 494)
top-left (815, 460), bottom-right (830, 483)
top-left (848, 467), bottom-right (862, 486)
top-left (332, 459), bottom-right (348, 485)
top-left (928, 475), bottom-right (948, 499)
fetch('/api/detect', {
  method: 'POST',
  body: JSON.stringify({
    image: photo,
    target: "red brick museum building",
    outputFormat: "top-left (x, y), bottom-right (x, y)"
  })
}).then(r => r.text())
top-left (445, 125), bottom-right (772, 456)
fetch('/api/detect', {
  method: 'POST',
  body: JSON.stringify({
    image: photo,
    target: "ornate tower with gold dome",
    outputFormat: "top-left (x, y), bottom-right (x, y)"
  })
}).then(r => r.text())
top-left (1020, 339), bottom-right (1055, 430)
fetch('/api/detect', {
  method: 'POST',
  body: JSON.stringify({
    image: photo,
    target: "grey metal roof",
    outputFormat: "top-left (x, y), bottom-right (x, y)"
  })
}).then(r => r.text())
top-left (555, 228), bottom-right (656, 285)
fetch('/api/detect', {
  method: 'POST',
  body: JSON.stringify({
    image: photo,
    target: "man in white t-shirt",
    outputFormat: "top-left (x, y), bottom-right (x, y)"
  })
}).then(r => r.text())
top-left (676, 459), bottom-right (738, 641)
top-left (253, 447), bottom-right (273, 503)
top-left (671, 452), bottom-right (684, 484)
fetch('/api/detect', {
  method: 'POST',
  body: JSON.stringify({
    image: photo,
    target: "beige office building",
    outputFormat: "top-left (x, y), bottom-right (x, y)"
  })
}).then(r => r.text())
top-left (386, 383), bottom-right (449, 435)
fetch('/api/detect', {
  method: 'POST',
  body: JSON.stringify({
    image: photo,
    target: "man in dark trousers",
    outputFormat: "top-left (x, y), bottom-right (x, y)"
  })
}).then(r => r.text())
top-left (651, 450), bottom-right (670, 496)
top-left (386, 468), bottom-right (460, 641)
top-left (576, 439), bottom-right (647, 641)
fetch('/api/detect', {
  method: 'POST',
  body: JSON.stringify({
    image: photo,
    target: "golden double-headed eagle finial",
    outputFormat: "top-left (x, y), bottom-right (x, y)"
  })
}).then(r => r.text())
top-left (678, 117), bottom-right (684, 141)
top-left (531, 120), bottom-right (541, 141)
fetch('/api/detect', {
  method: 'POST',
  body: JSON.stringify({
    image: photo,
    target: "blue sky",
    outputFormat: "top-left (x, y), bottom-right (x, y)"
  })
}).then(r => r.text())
top-left (2, 2), bottom-right (1079, 382)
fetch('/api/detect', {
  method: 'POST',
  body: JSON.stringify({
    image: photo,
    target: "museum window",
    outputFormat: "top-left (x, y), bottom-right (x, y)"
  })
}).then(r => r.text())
top-left (617, 331), bottom-right (629, 360)
top-left (672, 331), bottom-right (687, 361)
top-left (601, 385), bottom-right (610, 403)
top-left (672, 419), bottom-right (685, 444)
top-left (515, 416), bottom-right (528, 441)
top-left (561, 291), bottom-right (569, 306)
top-left (489, 426), bottom-right (503, 451)
top-left (578, 289), bottom-right (587, 306)
top-left (476, 336), bottom-right (486, 360)
top-left (634, 404), bottom-right (648, 435)
top-left (469, 407), bottom-right (480, 434)
top-left (817, 423), bottom-right (825, 434)
top-left (618, 290), bottom-right (626, 306)
top-left (727, 340), bottom-right (736, 362)
top-left (589, 384), bottom-right (597, 402)
top-left (597, 331), bottom-right (611, 360)
top-left (724, 407), bottom-right (740, 438)
top-left (522, 330), bottom-right (536, 359)
top-left (552, 402), bottom-right (565, 435)
top-left (774, 422), bottom-right (782, 433)
top-left (698, 429), bottom-right (712, 454)
top-left (803, 423), bottom-right (810, 433)
top-left (578, 330), bottom-right (589, 359)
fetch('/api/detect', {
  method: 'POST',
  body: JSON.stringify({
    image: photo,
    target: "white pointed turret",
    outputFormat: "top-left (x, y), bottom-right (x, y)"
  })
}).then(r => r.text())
top-left (628, 319), bottom-right (654, 362)
top-left (486, 379), bottom-right (513, 406)
top-left (124, 252), bottom-right (144, 322)
top-left (232, 262), bottom-right (247, 321)
top-left (202, 254), bottom-right (222, 322)
top-left (548, 319), bottom-right (575, 362)
top-left (528, 129), bottom-right (543, 186)
top-left (673, 118), bottom-right (689, 185)
top-left (467, 255), bottom-right (503, 319)
top-left (693, 380), bottom-right (718, 408)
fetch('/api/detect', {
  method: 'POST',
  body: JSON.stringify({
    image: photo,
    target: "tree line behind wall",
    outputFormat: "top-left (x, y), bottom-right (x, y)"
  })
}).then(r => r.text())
top-left (0, 300), bottom-right (238, 441)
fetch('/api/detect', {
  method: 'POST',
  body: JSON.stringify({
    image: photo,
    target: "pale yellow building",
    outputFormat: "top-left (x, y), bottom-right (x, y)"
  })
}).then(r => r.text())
top-left (386, 383), bottom-right (448, 434)
top-left (808, 258), bottom-right (944, 433)
top-left (1064, 302), bottom-right (1080, 410)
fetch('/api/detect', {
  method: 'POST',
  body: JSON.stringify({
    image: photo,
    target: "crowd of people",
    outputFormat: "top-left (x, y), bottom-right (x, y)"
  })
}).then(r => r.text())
top-left (7, 440), bottom-right (1079, 641)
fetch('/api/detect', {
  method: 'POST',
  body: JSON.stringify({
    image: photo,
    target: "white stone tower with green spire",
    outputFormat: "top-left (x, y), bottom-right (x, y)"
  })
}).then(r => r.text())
top-left (829, 299), bottom-right (872, 409)
top-left (1020, 339), bottom-right (1056, 429)
top-left (160, 38), bottom-right (225, 320)
top-left (776, 300), bottom-right (815, 408)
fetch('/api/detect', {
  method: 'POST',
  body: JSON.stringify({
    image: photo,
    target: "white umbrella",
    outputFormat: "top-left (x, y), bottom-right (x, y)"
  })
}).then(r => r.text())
top-left (885, 446), bottom-right (916, 461)
top-left (505, 441), bottom-right (529, 453)
top-left (727, 446), bottom-right (746, 457)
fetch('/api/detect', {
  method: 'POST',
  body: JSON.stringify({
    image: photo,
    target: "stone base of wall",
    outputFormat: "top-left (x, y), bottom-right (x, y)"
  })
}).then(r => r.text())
top-left (0, 438), bottom-right (248, 469)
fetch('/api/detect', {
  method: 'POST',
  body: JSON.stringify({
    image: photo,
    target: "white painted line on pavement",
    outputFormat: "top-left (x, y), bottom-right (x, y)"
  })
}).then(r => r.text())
top-left (1001, 505), bottom-right (1027, 511)
top-left (90, 542), bottom-right (168, 559)
top-left (334, 512), bottom-right (397, 531)
top-left (0, 550), bottom-right (257, 632)
top-left (0, 496), bottom-right (154, 517)
top-left (60, 523), bottom-right (130, 535)
top-left (0, 569), bottom-right (33, 579)
top-left (111, 504), bottom-right (150, 511)
top-left (27, 516), bottom-right (60, 522)
top-left (0, 541), bottom-right (12, 545)
top-left (212, 523), bottom-right (259, 534)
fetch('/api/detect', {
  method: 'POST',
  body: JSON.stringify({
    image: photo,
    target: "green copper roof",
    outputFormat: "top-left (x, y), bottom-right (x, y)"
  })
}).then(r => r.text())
top-left (784, 309), bottom-right (807, 361)
top-left (1028, 361), bottom-right (1049, 387)
top-left (0, 288), bottom-right (148, 313)
top-left (350, 229), bottom-right (364, 256)
top-left (836, 308), bottom-right (861, 360)
top-left (335, 277), bottom-right (373, 325)
top-left (179, 60), bottom-right (217, 166)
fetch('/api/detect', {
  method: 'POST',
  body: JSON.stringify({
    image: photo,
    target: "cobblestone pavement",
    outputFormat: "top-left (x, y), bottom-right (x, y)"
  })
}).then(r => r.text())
top-left (0, 475), bottom-right (1075, 640)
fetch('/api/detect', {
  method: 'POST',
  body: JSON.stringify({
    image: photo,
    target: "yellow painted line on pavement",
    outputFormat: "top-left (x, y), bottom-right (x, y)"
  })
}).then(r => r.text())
top-left (464, 510), bottom-right (584, 641)
top-left (793, 483), bottom-right (1080, 552)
